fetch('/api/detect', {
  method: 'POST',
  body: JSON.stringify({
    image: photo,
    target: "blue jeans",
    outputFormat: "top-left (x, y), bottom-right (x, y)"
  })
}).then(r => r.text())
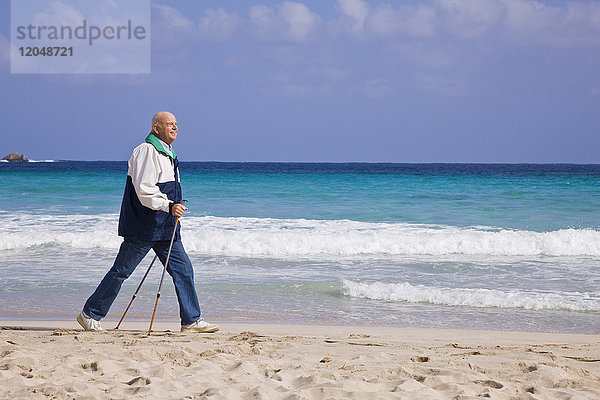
top-left (83, 238), bottom-right (201, 325)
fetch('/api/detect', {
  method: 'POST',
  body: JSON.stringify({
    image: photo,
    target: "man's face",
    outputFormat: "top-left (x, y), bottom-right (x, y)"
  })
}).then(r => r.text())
top-left (155, 113), bottom-right (178, 145)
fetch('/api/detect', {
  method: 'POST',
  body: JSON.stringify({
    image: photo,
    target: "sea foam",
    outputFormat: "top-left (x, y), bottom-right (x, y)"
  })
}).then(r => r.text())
top-left (182, 217), bottom-right (600, 257)
top-left (1, 214), bottom-right (600, 258)
top-left (342, 279), bottom-right (600, 311)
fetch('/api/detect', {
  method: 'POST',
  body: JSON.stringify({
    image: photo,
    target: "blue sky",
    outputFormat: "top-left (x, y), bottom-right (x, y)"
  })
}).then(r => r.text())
top-left (1, 0), bottom-right (599, 162)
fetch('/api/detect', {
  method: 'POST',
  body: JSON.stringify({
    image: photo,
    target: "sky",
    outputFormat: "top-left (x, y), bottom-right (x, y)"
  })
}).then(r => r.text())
top-left (0, 0), bottom-right (599, 162)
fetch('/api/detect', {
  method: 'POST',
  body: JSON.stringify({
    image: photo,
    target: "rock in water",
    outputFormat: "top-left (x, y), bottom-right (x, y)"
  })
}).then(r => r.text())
top-left (3, 152), bottom-right (29, 162)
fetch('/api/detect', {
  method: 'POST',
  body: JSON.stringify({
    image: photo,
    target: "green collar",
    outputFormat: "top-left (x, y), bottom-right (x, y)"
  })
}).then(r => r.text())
top-left (145, 133), bottom-right (177, 159)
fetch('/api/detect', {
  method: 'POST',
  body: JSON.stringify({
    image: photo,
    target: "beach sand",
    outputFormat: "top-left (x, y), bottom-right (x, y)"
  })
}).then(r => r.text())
top-left (1, 321), bottom-right (599, 399)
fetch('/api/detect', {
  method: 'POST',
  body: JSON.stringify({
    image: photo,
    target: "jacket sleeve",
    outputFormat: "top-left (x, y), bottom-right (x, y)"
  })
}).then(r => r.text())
top-left (128, 145), bottom-right (171, 213)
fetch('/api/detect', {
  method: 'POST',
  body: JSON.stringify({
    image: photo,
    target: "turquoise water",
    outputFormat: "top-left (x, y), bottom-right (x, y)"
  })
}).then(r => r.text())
top-left (1, 162), bottom-right (599, 333)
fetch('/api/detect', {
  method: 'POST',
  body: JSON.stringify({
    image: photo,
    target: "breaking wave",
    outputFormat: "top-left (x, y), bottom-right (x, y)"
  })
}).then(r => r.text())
top-left (342, 279), bottom-right (600, 311)
top-left (1, 214), bottom-right (600, 258)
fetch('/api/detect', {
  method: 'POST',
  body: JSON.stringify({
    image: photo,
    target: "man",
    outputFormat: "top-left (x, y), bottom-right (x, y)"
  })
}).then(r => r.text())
top-left (77, 111), bottom-right (218, 333)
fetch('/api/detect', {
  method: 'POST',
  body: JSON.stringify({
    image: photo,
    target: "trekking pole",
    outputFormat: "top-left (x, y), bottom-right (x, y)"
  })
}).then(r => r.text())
top-left (115, 253), bottom-right (158, 330)
top-left (148, 200), bottom-right (186, 335)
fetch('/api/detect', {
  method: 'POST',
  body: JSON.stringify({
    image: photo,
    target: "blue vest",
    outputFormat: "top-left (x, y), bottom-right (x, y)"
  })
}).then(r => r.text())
top-left (117, 135), bottom-right (182, 241)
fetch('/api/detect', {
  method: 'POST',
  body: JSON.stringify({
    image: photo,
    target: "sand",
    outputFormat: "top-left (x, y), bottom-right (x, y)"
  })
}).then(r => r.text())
top-left (1, 321), bottom-right (599, 399)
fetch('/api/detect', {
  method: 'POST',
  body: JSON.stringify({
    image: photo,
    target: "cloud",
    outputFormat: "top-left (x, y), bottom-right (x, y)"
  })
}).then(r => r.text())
top-left (151, 1), bottom-right (600, 47)
top-left (154, 4), bottom-right (241, 43)
top-left (367, 4), bottom-right (437, 38)
top-left (145, 1), bottom-right (600, 99)
top-left (330, 0), bottom-right (600, 45)
top-left (336, 0), bottom-right (370, 34)
top-left (153, 3), bottom-right (195, 32)
top-left (250, 1), bottom-right (320, 42)
top-left (198, 9), bottom-right (242, 42)
top-left (31, 1), bottom-right (85, 27)
top-left (89, 1), bottom-right (151, 30)
top-left (249, 5), bottom-right (275, 37)
top-left (435, 0), bottom-right (504, 38)
top-left (503, 0), bottom-right (600, 46)
top-left (28, 1), bottom-right (143, 30)
top-left (280, 2), bottom-right (320, 41)
top-left (334, 0), bottom-right (436, 38)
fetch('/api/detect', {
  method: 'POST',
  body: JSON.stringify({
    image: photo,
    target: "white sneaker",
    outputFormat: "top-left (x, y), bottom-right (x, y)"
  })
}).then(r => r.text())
top-left (181, 318), bottom-right (219, 333)
top-left (77, 311), bottom-right (105, 331)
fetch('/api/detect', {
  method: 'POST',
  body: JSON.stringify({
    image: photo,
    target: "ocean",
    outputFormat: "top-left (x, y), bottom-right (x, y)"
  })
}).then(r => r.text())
top-left (1, 161), bottom-right (599, 334)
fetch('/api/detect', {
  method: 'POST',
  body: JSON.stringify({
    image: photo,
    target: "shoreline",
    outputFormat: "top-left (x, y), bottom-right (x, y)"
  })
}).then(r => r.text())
top-left (2, 316), bottom-right (598, 336)
top-left (1, 319), bottom-right (599, 344)
top-left (2, 321), bottom-right (599, 399)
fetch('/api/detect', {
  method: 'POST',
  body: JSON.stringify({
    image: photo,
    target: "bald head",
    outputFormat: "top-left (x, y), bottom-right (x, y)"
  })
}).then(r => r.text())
top-left (151, 111), bottom-right (178, 145)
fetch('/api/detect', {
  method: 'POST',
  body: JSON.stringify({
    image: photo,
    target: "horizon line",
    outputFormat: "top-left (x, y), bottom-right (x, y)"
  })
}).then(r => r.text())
top-left (5, 159), bottom-right (600, 165)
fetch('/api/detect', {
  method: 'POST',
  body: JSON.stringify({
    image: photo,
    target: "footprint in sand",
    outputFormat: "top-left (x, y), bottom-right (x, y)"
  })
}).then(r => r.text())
top-left (125, 376), bottom-right (151, 386)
